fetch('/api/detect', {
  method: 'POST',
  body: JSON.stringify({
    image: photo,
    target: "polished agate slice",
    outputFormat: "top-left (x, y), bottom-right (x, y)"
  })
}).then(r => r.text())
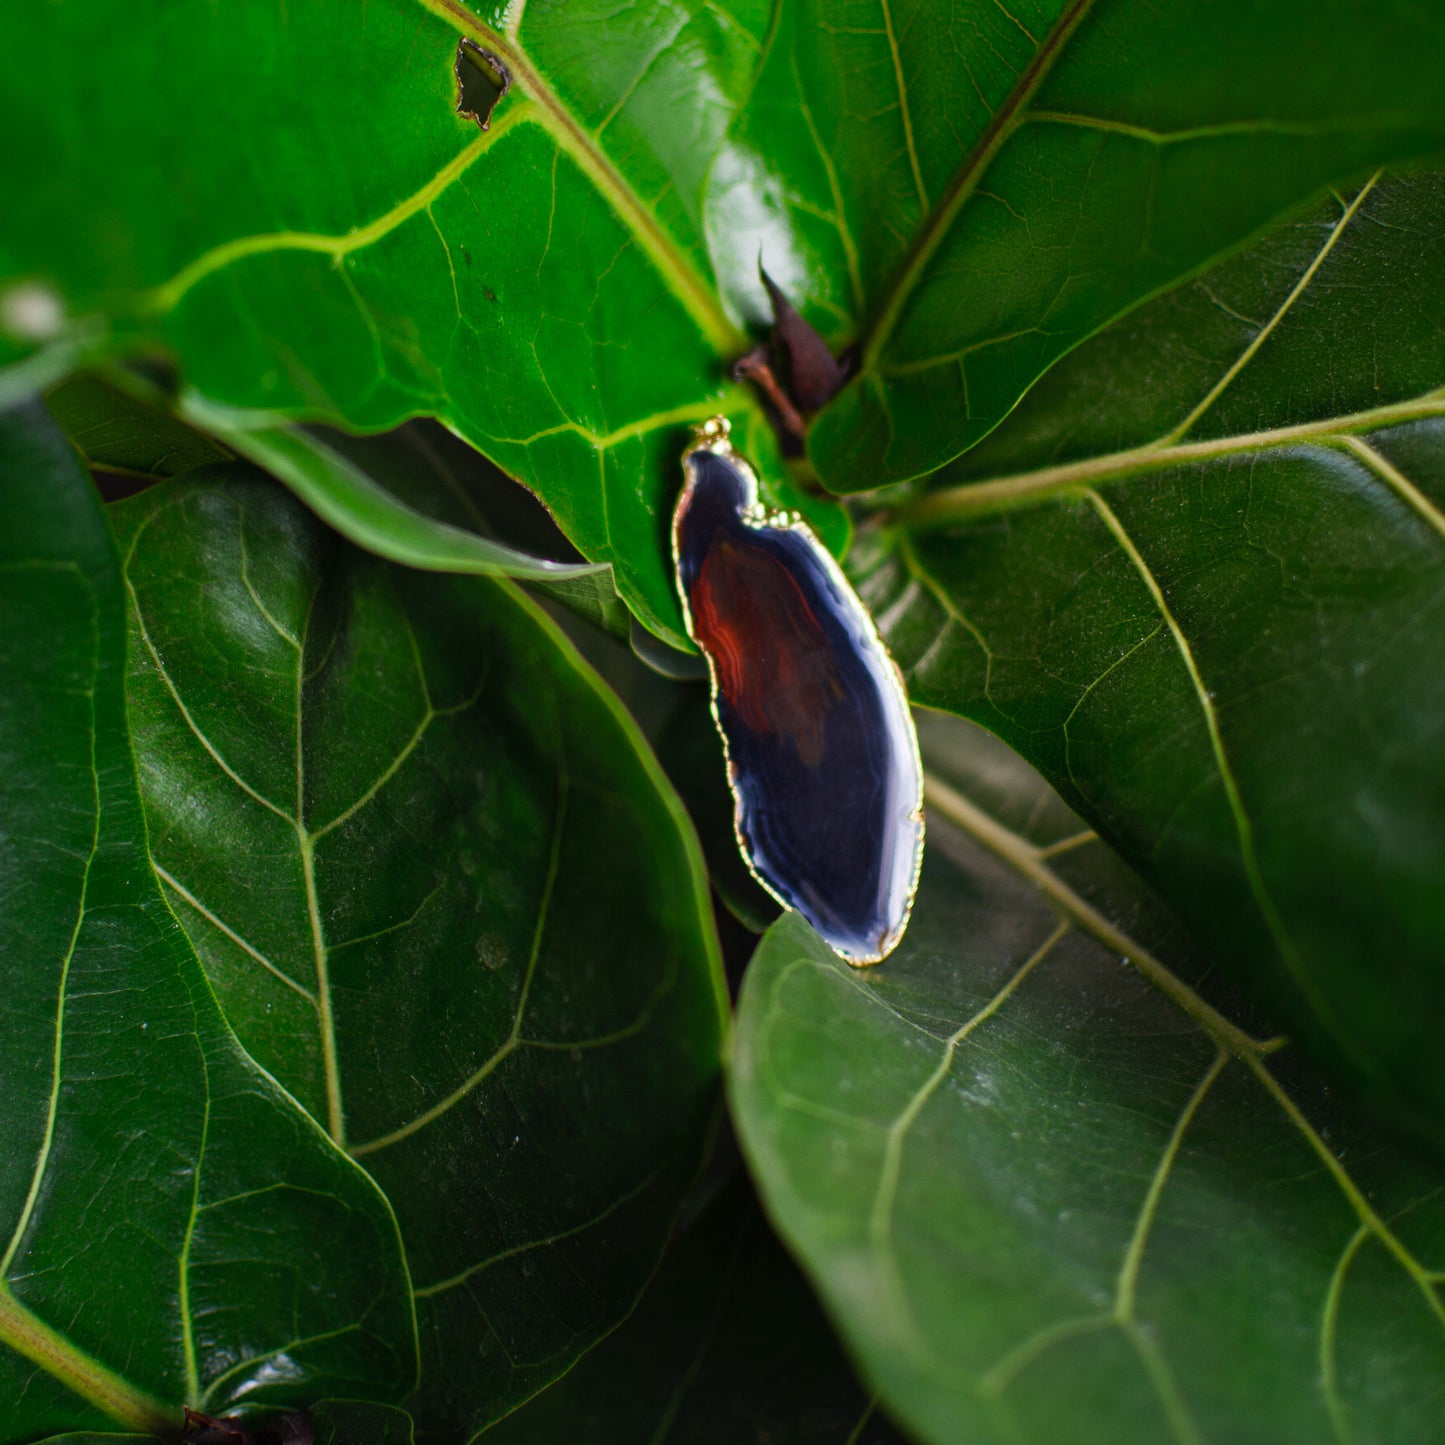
top-left (672, 417), bottom-right (924, 964)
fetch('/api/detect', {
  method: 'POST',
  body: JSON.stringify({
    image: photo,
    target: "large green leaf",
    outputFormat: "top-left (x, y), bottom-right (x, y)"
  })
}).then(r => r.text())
top-left (864, 171), bottom-right (1445, 1147)
top-left (46, 372), bottom-right (638, 640)
top-left (802, 1), bottom-right (1445, 490)
top-left (484, 1175), bottom-right (908, 1444)
top-left (0, 405), bottom-right (416, 1438)
top-left (7, 1), bottom-right (1439, 636)
top-left (112, 466), bottom-right (727, 1437)
top-left (732, 712), bottom-right (1445, 1445)
top-left (0, 0), bottom-right (841, 644)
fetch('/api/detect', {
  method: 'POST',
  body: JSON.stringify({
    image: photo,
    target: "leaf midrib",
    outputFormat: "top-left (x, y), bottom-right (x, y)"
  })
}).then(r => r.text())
top-left (0, 563), bottom-right (172, 1431)
top-left (904, 388), bottom-right (1445, 523)
top-left (922, 772), bottom-right (1445, 1336)
top-left (857, 0), bottom-right (1098, 375)
top-left (412, 0), bottom-right (744, 356)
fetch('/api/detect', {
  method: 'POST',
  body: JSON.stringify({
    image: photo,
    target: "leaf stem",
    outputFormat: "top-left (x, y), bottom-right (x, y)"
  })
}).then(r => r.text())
top-left (922, 772), bottom-right (1276, 1061)
top-left (0, 1287), bottom-right (174, 1436)
top-left (905, 390), bottom-right (1445, 525)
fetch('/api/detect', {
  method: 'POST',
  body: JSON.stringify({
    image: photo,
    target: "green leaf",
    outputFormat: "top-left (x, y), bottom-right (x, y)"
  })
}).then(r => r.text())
top-left (0, 405), bottom-right (416, 1437)
top-left (484, 1175), bottom-right (908, 1444)
top-left (47, 372), bottom-right (231, 481)
top-left (181, 396), bottom-right (610, 582)
top-left (311, 1399), bottom-right (417, 1444)
top-left (14, 0), bottom-right (1420, 620)
top-left (113, 466), bottom-right (728, 1436)
top-left (49, 373), bottom-right (637, 640)
top-left (731, 712), bottom-right (1445, 1445)
top-left (801, 1), bottom-right (1445, 490)
top-left (0, 0), bottom-right (859, 644)
top-left (866, 171), bottom-right (1445, 1148)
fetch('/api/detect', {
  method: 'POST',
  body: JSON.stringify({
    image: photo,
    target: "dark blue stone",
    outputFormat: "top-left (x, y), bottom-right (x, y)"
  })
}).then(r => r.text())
top-left (672, 421), bottom-right (923, 964)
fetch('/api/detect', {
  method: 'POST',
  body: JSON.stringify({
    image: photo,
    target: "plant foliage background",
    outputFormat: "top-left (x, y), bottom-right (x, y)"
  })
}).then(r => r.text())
top-left (1, 1), bottom-right (1444, 1442)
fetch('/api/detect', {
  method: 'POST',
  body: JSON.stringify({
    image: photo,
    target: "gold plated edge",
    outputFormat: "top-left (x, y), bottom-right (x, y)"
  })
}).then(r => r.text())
top-left (671, 417), bottom-right (926, 967)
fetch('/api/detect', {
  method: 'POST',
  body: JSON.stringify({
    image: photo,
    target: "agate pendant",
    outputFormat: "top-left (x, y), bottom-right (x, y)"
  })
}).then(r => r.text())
top-left (672, 417), bottom-right (924, 965)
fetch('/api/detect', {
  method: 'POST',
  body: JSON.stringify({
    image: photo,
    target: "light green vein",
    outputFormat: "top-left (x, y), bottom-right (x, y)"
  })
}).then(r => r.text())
top-left (861, 0), bottom-right (1096, 372)
top-left (1335, 433), bottom-right (1445, 539)
top-left (412, 1164), bottom-right (661, 1299)
top-left (145, 104), bottom-right (528, 315)
top-left (871, 919), bottom-right (1068, 1245)
top-left (155, 862), bottom-right (316, 1004)
top-left (412, 0), bottom-right (744, 355)
top-left (1084, 489), bottom-right (1363, 1071)
top-left (907, 390), bottom-right (1445, 524)
top-left (867, 920), bottom-right (1070, 1362)
top-left (878, 0), bottom-right (928, 211)
top-left (978, 1050), bottom-right (1222, 1438)
top-left (0, 669), bottom-right (99, 1281)
top-left (350, 768), bottom-right (569, 1159)
top-left (1114, 1051), bottom-right (1227, 1326)
top-left (1161, 174), bottom-right (1379, 444)
top-left (176, 1044), bottom-right (212, 1404)
top-left (0, 1290), bottom-right (172, 1435)
top-left (1027, 113), bottom-right (1406, 149)
top-left (1320, 1225), bottom-right (1369, 1445)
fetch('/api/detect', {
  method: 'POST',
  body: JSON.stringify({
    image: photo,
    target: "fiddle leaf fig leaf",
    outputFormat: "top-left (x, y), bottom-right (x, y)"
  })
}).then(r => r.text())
top-left (180, 397), bottom-right (610, 583)
top-left (870, 170), bottom-right (1445, 1150)
top-left (113, 465), bottom-right (727, 1438)
top-left (46, 372), bottom-right (231, 482)
top-left (484, 1176), bottom-right (909, 1445)
top-left (796, 0), bottom-right (1445, 489)
top-left (731, 713), bottom-right (1445, 1445)
top-left (6, 0), bottom-right (1435, 632)
top-left (310, 1400), bottom-right (416, 1445)
top-left (0, 403), bottom-right (416, 1440)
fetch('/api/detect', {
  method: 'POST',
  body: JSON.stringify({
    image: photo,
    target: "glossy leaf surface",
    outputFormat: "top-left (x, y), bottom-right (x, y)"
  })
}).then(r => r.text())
top-left (486, 1175), bottom-right (908, 1445)
top-left (732, 712), bottom-right (1445, 1445)
top-left (6, 1), bottom-right (1439, 633)
top-left (114, 467), bottom-right (727, 1437)
top-left (0, 0), bottom-right (848, 645)
top-left (868, 172), bottom-right (1445, 1147)
top-left (0, 406), bottom-right (415, 1438)
top-left (802, 1), bottom-right (1445, 489)
top-left (182, 398), bottom-right (607, 582)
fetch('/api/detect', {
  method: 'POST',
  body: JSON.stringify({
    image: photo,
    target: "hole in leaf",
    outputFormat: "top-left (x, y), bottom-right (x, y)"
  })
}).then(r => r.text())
top-left (454, 38), bottom-right (511, 129)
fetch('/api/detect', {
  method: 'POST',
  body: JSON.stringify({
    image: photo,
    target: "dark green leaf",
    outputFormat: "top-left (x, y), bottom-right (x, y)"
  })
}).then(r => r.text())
top-left (802, 1), bottom-right (1445, 489)
top-left (484, 1175), bottom-right (908, 1445)
top-left (731, 712), bottom-right (1445, 1445)
top-left (47, 372), bottom-right (231, 481)
top-left (0, 407), bottom-right (416, 1438)
top-left (113, 467), bottom-right (728, 1436)
top-left (867, 171), bottom-right (1445, 1147)
top-left (310, 1400), bottom-right (416, 1445)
